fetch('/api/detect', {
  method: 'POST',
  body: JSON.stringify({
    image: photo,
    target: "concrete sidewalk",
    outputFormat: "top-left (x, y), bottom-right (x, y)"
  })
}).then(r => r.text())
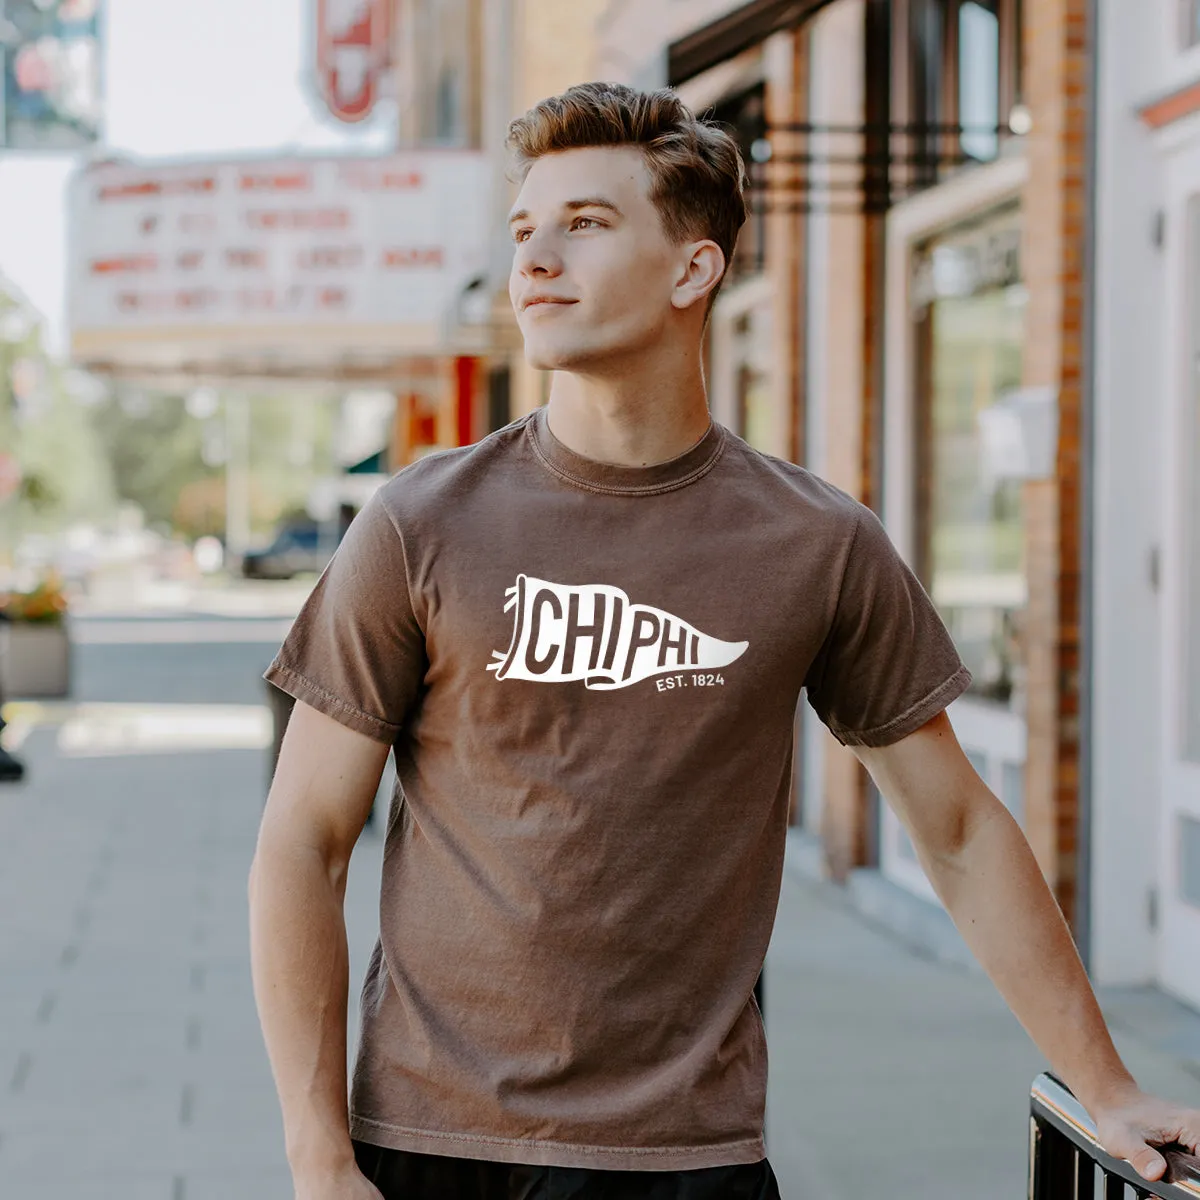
top-left (767, 837), bottom-right (1200, 1198)
top-left (0, 726), bottom-right (1197, 1199)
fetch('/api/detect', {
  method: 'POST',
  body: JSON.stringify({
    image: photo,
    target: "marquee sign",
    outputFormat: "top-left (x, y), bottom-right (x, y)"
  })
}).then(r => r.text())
top-left (67, 150), bottom-right (492, 380)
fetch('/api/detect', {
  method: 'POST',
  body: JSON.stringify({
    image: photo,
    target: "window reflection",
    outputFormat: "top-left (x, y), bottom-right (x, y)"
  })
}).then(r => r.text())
top-left (733, 308), bottom-right (774, 453)
top-left (960, 1), bottom-right (1000, 161)
top-left (914, 208), bottom-right (1027, 708)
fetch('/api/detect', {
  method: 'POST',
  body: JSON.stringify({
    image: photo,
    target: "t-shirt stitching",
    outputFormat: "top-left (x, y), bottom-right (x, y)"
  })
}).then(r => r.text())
top-left (808, 505), bottom-right (863, 709)
top-left (828, 663), bottom-right (971, 745)
top-left (268, 662), bottom-right (399, 737)
top-left (348, 1112), bottom-right (764, 1158)
top-left (526, 418), bottom-right (727, 497)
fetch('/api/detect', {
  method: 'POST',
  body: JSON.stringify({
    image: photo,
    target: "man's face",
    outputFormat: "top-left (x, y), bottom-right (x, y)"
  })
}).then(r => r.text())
top-left (508, 146), bottom-right (691, 371)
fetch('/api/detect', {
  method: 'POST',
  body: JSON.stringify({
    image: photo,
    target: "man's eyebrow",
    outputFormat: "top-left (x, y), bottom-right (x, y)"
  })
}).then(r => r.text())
top-left (507, 197), bottom-right (624, 225)
top-left (563, 197), bottom-right (623, 216)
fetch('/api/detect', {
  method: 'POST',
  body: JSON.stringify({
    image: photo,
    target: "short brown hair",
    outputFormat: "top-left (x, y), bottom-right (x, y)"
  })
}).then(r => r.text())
top-left (507, 82), bottom-right (747, 294)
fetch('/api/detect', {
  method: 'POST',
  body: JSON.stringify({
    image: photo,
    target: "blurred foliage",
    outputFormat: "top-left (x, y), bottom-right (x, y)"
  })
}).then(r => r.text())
top-left (89, 390), bottom-right (218, 537)
top-left (0, 287), bottom-right (341, 545)
top-left (172, 474), bottom-right (282, 540)
top-left (246, 393), bottom-right (339, 541)
top-left (0, 571), bottom-right (69, 624)
top-left (88, 389), bottom-right (337, 542)
top-left (0, 303), bottom-right (118, 537)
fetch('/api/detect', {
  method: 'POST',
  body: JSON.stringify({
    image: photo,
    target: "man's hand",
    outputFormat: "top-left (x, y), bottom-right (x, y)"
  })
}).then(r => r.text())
top-left (1090, 1082), bottom-right (1200, 1183)
top-left (294, 1161), bottom-right (386, 1200)
top-left (855, 713), bottom-right (1200, 1189)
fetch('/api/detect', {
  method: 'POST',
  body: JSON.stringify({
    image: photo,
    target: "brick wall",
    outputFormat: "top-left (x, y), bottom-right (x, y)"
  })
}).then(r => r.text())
top-left (1021, 0), bottom-right (1091, 927)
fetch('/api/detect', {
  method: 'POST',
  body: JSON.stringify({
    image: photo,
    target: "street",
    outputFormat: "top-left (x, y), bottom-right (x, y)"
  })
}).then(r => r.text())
top-left (0, 613), bottom-right (1198, 1199)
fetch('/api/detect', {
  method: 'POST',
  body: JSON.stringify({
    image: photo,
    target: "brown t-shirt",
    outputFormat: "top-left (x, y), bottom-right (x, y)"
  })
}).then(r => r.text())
top-left (264, 409), bottom-right (970, 1171)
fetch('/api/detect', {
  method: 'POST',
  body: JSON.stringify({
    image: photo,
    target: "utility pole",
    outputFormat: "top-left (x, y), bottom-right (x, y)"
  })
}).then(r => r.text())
top-left (224, 391), bottom-right (251, 572)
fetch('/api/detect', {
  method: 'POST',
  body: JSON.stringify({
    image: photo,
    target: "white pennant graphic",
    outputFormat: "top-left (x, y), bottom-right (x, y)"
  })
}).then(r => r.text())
top-left (486, 575), bottom-right (749, 691)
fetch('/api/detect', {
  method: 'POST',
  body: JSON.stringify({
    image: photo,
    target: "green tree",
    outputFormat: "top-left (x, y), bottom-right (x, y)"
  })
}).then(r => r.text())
top-left (89, 389), bottom-right (216, 534)
top-left (0, 297), bottom-right (118, 543)
top-left (88, 387), bottom-right (339, 542)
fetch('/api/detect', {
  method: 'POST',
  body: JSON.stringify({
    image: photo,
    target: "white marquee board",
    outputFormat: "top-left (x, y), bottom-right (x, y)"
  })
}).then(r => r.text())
top-left (67, 150), bottom-right (492, 380)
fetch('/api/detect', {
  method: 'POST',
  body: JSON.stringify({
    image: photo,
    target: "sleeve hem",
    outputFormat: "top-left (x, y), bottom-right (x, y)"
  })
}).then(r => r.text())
top-left (263, 661), bottom-right (401, 746)
top-left (830, 664), bottom-right (973, 749)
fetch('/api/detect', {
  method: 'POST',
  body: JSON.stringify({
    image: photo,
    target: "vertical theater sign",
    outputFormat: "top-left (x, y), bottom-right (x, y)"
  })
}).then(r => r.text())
top-left (315, 0), bottom-right (391, 124)
top-left (0, 0), bottom-right (103, 149)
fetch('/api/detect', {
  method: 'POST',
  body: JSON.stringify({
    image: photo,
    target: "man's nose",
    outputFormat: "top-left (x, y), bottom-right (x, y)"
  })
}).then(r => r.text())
top-left (514, 231), bottom-right (563, 279)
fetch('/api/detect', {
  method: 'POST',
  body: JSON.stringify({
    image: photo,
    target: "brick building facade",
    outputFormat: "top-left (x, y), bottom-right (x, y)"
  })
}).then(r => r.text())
top-left (588, 0), bottom-right (1098, 948)
top-left (390, 0), bottom-right (1198, 1010)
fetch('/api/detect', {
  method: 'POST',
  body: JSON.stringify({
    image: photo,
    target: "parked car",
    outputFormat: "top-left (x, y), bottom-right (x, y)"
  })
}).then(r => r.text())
top-left (241, 521), bottom-right (335, 581)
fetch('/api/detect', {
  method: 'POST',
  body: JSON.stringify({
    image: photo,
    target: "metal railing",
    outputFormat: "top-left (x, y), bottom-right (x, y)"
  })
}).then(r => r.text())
top-left (1030, 1074), bottom-right (1200, 1199)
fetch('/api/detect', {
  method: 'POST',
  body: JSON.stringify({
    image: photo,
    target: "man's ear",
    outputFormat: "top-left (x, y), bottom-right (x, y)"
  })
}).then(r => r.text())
top-left (671, 241), bottom-right (726, 312)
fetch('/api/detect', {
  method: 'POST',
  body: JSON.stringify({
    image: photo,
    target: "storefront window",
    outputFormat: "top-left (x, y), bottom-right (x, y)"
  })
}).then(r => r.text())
top-left (712, 85), bottom-right (767, 281)
top-left (909, 0), bottom-right (947, 191)
top-left (959, 1), bottom-right (1000, 161)
top-left (913, 207), bottom-right (1026, 707)
top-left (406, 0), bottom-right (481, 147)
top-left (733, 308), bottom-right (774, 452)
top-left (1183, 0), bottom-right (1200, 49)
top-left (906, 0), bottom-right (1020, 191)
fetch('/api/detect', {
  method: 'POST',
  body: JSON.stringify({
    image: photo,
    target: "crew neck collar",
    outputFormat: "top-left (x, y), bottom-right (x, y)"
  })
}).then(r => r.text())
top-left (527, 406), bottom-right (725, 497)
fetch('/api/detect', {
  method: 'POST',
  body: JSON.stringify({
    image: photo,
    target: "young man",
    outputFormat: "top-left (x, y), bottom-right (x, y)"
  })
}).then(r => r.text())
top-left (250, 83), bottom-right (1200, 1200)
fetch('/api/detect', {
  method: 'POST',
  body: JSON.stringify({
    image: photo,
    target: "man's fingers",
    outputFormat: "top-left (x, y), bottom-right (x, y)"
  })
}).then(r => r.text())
top-left (1129, 1144), bottom-right (1167, 1182)
top-left (1184, 1112), bottom-right (1200, 1153)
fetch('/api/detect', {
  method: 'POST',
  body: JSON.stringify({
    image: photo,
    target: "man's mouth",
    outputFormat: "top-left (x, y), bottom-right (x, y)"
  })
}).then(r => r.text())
top-left (522, 296), bottom-right (576, 311)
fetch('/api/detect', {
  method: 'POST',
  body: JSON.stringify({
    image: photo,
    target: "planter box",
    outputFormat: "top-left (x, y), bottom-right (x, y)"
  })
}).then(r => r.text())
top-left (0, 621), bottom-right (71, 699)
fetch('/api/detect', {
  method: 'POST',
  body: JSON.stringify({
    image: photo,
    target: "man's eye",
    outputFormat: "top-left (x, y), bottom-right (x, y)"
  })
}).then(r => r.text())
top-left (513, 228), bottom-right (532, 244)
top-left (571, 217), bottom-right (600, 231)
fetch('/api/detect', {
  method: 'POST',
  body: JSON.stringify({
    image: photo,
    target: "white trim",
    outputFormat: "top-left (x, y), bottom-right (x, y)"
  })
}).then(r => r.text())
top-left (1158, 154), bottom-right (1200, 1008)
top-left (709, 273), bottom-right (775, 440)
top-left (1151, 104), bottom-right (1200, 156)
top-left (1163, 4), bottom-right (1200, 90)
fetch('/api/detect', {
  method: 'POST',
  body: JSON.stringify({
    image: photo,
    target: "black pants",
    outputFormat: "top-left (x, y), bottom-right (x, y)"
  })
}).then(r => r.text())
top-left (352, 1141), bottom-right (782, 1200)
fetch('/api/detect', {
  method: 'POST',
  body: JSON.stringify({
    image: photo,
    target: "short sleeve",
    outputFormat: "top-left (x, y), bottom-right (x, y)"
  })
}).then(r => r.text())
top-left (263, 492), bottom-right (425, 745)
top-left (805, 505), bottom-right (971, 748)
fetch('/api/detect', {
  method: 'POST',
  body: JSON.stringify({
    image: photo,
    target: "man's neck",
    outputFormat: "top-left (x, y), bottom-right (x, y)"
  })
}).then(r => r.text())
top-left (544, 358), bottom-right (711, 469)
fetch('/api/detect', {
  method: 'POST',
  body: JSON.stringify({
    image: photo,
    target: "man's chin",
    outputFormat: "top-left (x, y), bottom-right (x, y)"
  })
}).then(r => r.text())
top-left (521, 340), bottom-right (588, 372)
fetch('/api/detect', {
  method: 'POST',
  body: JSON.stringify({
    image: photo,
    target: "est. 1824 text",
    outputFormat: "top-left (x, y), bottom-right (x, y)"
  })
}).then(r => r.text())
top-left (656, 673), bottom-right (726, 692)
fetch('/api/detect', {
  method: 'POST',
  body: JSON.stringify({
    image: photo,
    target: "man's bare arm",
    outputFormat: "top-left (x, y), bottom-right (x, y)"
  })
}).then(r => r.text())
top-left (249, 700), bottom-right (390, 1196)
top-left (856, 712), bottom-right (1200, 1183)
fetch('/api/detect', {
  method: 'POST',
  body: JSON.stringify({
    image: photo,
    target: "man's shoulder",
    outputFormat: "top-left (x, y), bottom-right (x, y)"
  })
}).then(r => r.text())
top-left (717, 431), bottom-right (867, 533)
top-left (374, 414), bottom-right (535, 521)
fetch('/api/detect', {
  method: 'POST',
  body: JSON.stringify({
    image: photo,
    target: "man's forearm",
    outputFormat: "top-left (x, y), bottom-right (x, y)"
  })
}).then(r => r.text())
top-left (249, 839), bottom-right (356, 1176)
top-left (925, 796), bottom-right (1136, 1114)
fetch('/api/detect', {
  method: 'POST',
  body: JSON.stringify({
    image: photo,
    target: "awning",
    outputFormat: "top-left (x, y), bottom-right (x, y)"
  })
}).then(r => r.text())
top-left (345, 448), bottom-right (387, 475)
top-left (667, 0), bottom-right (839, 86)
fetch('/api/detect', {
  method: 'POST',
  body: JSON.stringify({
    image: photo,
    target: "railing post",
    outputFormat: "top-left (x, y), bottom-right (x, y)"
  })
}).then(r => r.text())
top-left (1029, 1073), bottom-right (1200, 1199)
top-left (1031, 1114), bottom-right (1080, 1200)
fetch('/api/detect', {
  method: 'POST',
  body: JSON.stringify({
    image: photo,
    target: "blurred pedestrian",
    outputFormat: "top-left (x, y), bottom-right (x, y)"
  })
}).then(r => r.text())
top-left (248, 82), bottom-right (1199, 1200)
top-left (0, 610), bottom-right (25, 783)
